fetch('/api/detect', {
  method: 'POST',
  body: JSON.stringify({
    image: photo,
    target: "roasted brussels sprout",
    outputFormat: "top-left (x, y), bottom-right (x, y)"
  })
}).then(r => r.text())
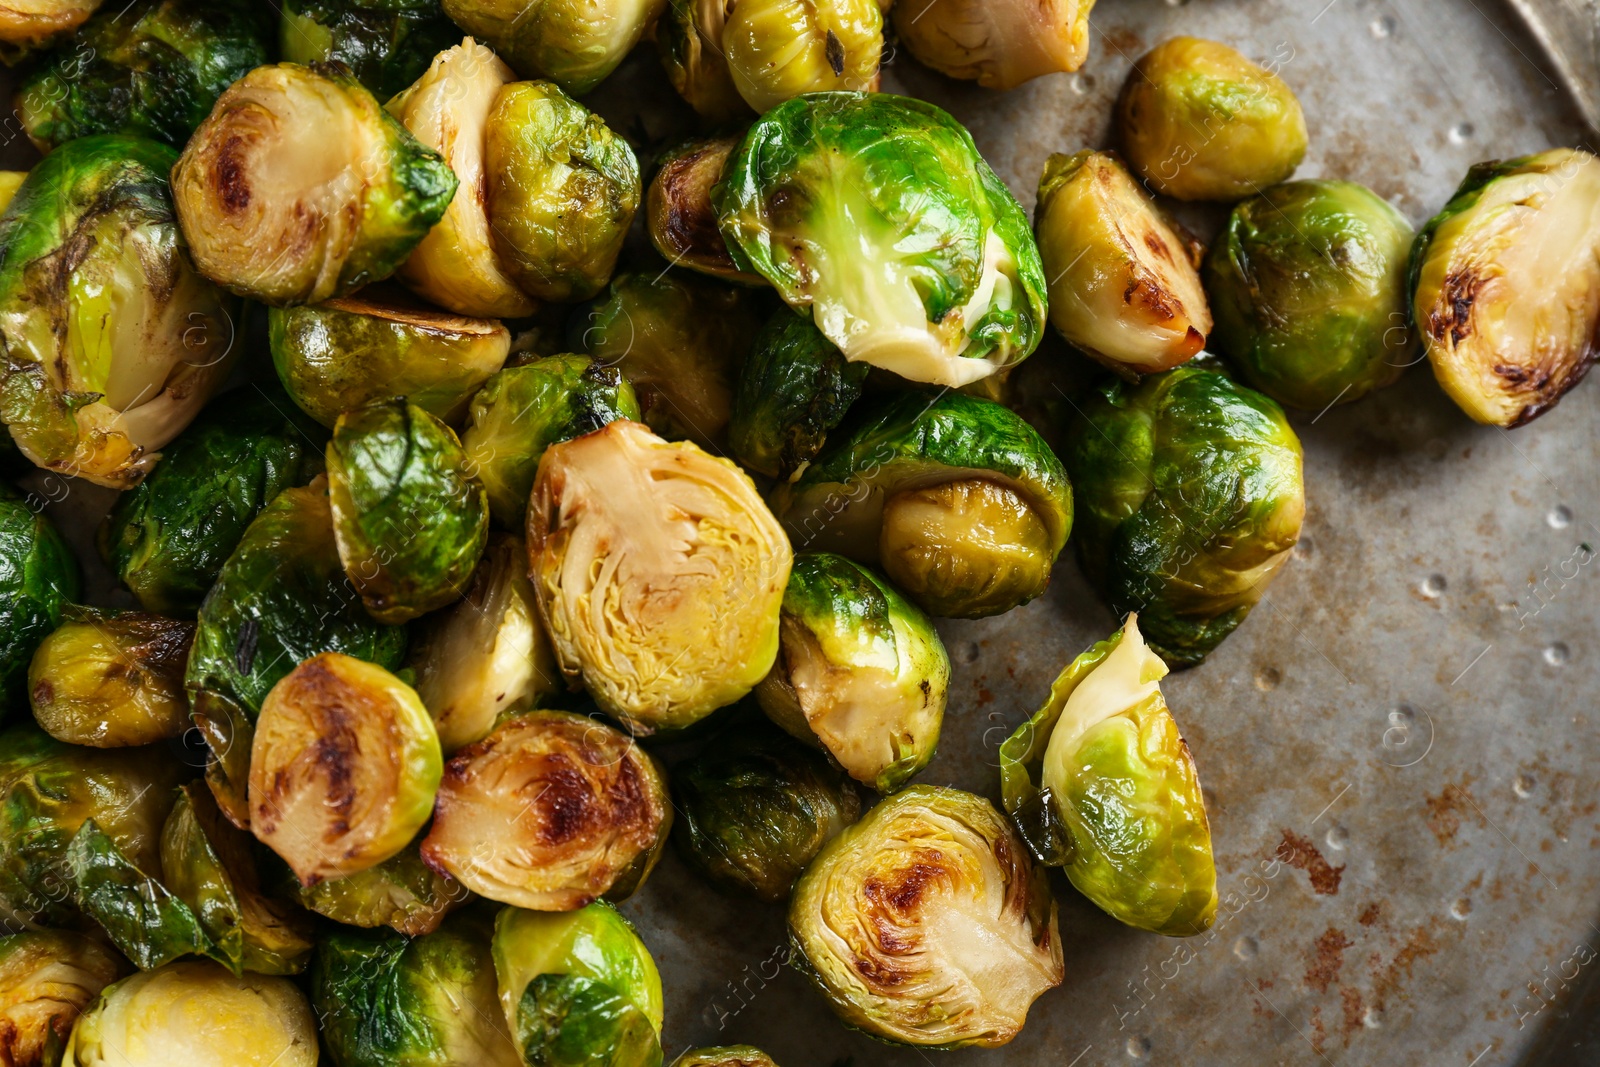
top-left (250, 653), bottom-right (442, 885)
top-left (722, 0), bottom-right (882, 112)
top-left (0, 929), bottom-right (124, 1067)
top-left (312, 912), bottom-right (520, 1067)
top-left (17, 0), bottom-right (272, 151)
top-left (491, 904), bottom-right (663, 1067)
top-left (280, 0), bottom-right (460, 99)
top-left (0, 484), bottom-right (78, 717)
top-left (647, 136), bottom-right (764, 285)
top-left (789, 785), bottom-right (1062, 1047)
top-left (892, 0), bottom-right (1091, 90)
top-left (171, 62), bottom-right (457, 306)
top-left (28, 610), bottom-right (192, 747)
top-left (673, 1049), bottom-right (779, 1067)
top-left (770, 391), bottom-right (1071, 619)
top-left (62, 960), bottom-right (319, 1067)
top-left (655, 0), bottom-right (747, 123)
top-left (441, 0), bottom-right (667, 94)
top-left (573, 272), bottom-right (763, 452)
top-left (409, 534), bottom-right (562, 753)
top-left (485, 81), bottom-right (641, 304)
top-left (0, 0), bottom-right (100, 56)
top-left (98, 388), bottom-right (326, 617)
top-left (186, 481), bottom-right (408, 827)
top-left (673, 717), bottom-right (859, 903)
top-left (1117, 37), bottom-right (1307, 202)
top-left (729, 309), bottom-right (868, 479)
top-left (756, 554), bottom-right (947, 792)
top-left (327, 399), bottom-right (489, 624)
top-left (1063, 361), bottom-right (1304, 668)
top-left (1206, 180), bottom-right (1414, 409)
top-left (1035, 150), bottom-right (1210, 376)
top-left (421, 710), bottom-right (671, 909)
top-left (1411, 147), bottom-right (1600, 427)
top-left (290, 837), bottom-right (466, 936)
top-left (0, 136), bottom-right (238, 488)
top-left (717, 93), bottom-right (1047, 388)
top-left (462, 355), bottom-right (640, 528)
top-left (528, 421), bottom-right (791, 733)
top-left (1001, 614), bottom-right (1216, 935)
top-left (270, 287), bottom-right (510, 428)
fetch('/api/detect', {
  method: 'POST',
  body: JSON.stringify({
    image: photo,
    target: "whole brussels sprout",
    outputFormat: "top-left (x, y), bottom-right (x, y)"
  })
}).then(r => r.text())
top-left (28, 610), bottom-right (192, 747)
top-left (892, 0), bottom-right (1091, 90)
top-left (421, 710), bottom-right (672, 909)
top-left (723, 0), bottom-right (882, 112)
top-left (171, 62), bottom-right (457, 306)
top-left (312, 912), bottom-right (521, 1067)
top-left (1035, 150), bottom-right (1211, 376)
top-left (1410, 147), bottom-right (1600, 427)
top-left (485, 81), bottom-right (641, 304)
top-left (269, 287), bottom-right (511, 428)
top-left (289, 837), bottom-right (466, 936)
top-left (17, 0), bottom-right (272, 151)
top-left (280, 0), bottom-right (460, 99)
top-left (717, 93), bottom-right (1048, 388)
top-left (655, 0), bottom-right (748, 123)
top-left (250, 652), bottom-right (442, 885)
top-left (1206, 180), bottom-right (1415, 410)
top-left (327, 399), bottom-right (490, 624)
top-left (0, 135), bottom-right (239, 488)
top-left (0, 929), bottom-right (125, 1067)
top-left (647, 136), bottom-right (765, 285)
top-left (1116, 37), bottom-right (1307, 202)
top-left (573, 272), bottom-right (764, 452)
top-left (673, 1050), bottom-right (779, 1067)
top-left (492, 904), bottom-right (664, 1067)
top-left (62, 960), bottom-right (319, 1067)
top-left (1001, 614), bottom-right (1216, 935)
top-left (770, 391), bottom-right (1072, 619)
top-left (1063, 360), bottom-right (1304, 668)
top-left (789, 785), bottom-right (1062, 1048)
top-left (441, 0), bottom-right (668, 94)
top-left (0, 483), bottom-right (79, 717)
top-left (729, 309), bottom-right (868, 480)
top-left (528, 421), bottom-right (791, 733)
top-left (756, 554), bottom-right (947, 792)
top-left (0, 1), bottom-right (101, 55)
top-left (673, 716), bottom-right (860, 903)
top-left (98, 387), bottom-right (327, 617)
top-left (462, 355), bottom-right (640, 529)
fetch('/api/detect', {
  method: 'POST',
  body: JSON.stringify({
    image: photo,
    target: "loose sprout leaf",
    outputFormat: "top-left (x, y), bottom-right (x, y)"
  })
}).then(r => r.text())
top-left (66, 820), bottom-right (220, 972)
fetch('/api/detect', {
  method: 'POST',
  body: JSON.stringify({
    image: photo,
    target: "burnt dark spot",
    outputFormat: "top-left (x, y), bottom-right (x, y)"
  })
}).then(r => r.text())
top-left (215, 134), bottom-right (251, 213)
top-left (534, 763), bottom-right (598, 845)
top-left (31, 680), bottom-right (53, 708)
top-left (825, 30), bottom-right (846, 77)
top-left (1143, 231), bottom-right (1173, 261)
top-left (1431, 269), bottom-right (1482, 346)
top-left (233, 619), bottom-right (259, 675)
top-left (864, 857), bottom-right (944, 912)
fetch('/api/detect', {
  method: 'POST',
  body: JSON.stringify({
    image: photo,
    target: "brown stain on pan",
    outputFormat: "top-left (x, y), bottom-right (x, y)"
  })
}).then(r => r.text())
top-left (1278, 829), bottom-right (1345, 895)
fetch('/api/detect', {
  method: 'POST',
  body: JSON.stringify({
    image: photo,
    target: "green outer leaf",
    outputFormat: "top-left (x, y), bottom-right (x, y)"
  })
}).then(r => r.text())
top-left (279, 0), bottom-right (460, 99)
top-left (517, 972), bottom-right (663, 1067)
top-left (0, 483), bottom-right (80, 716)
top-left (67, 819), bottom-right (219, 971)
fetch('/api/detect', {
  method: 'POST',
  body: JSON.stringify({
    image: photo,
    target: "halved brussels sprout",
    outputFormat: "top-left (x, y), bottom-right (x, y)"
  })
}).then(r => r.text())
top-left (1035, 150), bottom-right (1210, 376)
top-left (17, 0), bottom-right (272, 151)
top-left (0, 172), bottom-right (26, 212)
top-left (1410, 147), bottom-right (1600, 427)
top-left (770, 391), bottom-right (1071, 619)
top-left (0, 0), bottom-right (100, 55)
top-left (249, 652), bottom-right (442, 885)
top-left (1117, 37), bottom-right (1307, 202)
top-left (421, 710), bottom-right (671, 909)
top-left (729, 309), bottom-right (868, 480)
top-left (0, 135), bottom-right (238, 488)
top-left (723, 0), bottom-right (882, 112)
top-left (327, 399), bottom-right (489, 624)
top-left (655, 0), bottom-right (748, 123)
top-left (98, 387), bottom-right (326, 617)
top-left (647, 136), bottom-right (765, 285)
top-left (673, 1049), bottom-right (778, 1067)
top-left (0, 929), bottom-right (124, 1067)
top-left (789, 785), bottom-right (1063, 1048)
top-left (280, 0), bottom-right (461, 99)
top-left (485, 81), bottom-right (640, 304)
top-left (441, 0), bottom-right (668, 94)
top-left (171, 62), bottom-right (457, 306)
top-left (28, 610), bottom-right (192, 747)
top-left (528, 421), bottom-right (791, 733)
top-left (409, 533), bottom-right (563, 753)
top-left (491, 904), bottom-right (663, 1067)
top-left (756, 554), bottom-right (947, 792)
top-left (0, 484), bottom-right (79, 717)
top-left (892, 0), bottom-right (1091, 90)
top-left (289, 837), bottom-right (466, 936)
top-left (462, 355), bottom-right (641, 528)
top-left (62, 960), bottom-right (319, 1067)
top-left (312, 912), bottom-right (521, 1067)
top-left (1001, 614), bottom-right (1216, 935)
top-left (1206, 179), bottom-right (1415, 410)
top-left (573, 272), bottom-right (763, 452)
top-left (1063, 360), bottom-right (1304, 668)
top-left (717, 92), bottom-right (1048, 388)
top-left (673, 716), bottom-right (860, 903)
